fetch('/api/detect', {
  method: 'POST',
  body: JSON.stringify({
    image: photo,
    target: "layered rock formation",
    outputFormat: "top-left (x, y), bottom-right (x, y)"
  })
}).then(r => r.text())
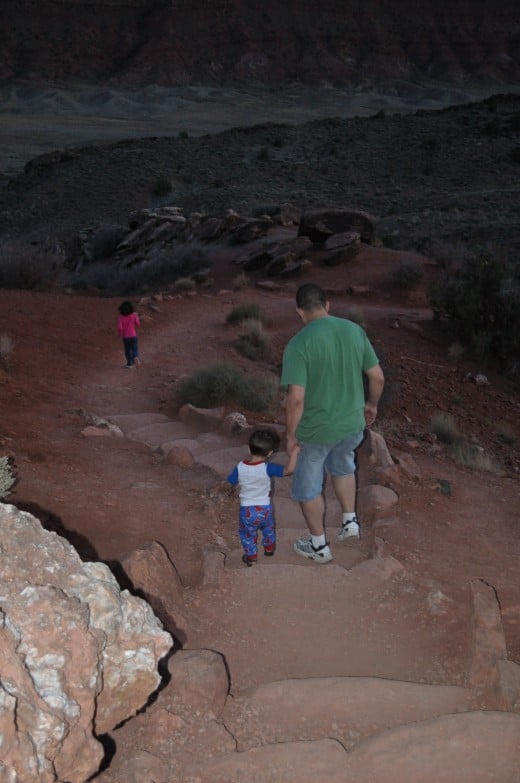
top-left (0, 503), bottom-right (173, 783)
top-left (1, 0), bottom-right (519, 86)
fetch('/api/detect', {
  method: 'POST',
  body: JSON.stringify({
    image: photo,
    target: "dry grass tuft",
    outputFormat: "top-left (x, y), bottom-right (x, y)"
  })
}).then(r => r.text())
top-left (451, 441), bottom-right (504, 476)
top-left (235, 318), bottom-right (271, 361)
top-left (430, 412), bottom-right (460, 444)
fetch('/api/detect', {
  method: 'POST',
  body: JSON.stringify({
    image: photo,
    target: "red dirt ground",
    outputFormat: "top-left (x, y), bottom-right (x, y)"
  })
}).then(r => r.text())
top-left (1, 244), bottom-right (519, 674)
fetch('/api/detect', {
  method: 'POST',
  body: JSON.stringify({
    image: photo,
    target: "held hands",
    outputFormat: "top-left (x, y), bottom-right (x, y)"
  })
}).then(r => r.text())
top-left (286, 434), bottom-right (300, 457)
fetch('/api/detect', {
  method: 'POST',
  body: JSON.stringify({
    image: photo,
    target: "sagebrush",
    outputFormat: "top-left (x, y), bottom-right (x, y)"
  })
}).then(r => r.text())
top-left (226, 303), bottom-right (264, 325)
top-left (235, 319), bottom-right (272, 361)
top-left (429, 246), bottom-right (520, 368)
top-left (0, 456), bottom-right (16, 499)
top-left (175, 362), bottom-right (276, 412)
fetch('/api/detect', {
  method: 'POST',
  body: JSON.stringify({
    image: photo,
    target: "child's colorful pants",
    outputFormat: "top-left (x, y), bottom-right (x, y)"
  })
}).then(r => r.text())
top-left (239, 504), bottom-right (276, 558)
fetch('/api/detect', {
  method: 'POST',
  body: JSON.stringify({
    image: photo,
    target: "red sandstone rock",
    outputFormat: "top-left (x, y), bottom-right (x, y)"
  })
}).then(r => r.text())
top-left (119, 540), bottom-right (189, 644)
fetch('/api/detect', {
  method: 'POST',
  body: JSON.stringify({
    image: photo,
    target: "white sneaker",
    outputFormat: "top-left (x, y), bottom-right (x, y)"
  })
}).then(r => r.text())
top-left (337, 519), bottom-right (360, 541)
top-left (294, 538), bottom-right (333, 563)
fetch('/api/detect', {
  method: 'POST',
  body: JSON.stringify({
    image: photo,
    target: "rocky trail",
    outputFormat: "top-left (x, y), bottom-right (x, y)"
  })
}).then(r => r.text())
top-left (2, 257), bottom-right (520, 781)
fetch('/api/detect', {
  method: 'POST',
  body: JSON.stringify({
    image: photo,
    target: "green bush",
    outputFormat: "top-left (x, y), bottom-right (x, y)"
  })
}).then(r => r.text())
top-left (430, 412), bottom-right (460, 444)
top-left (174, 277), bottom-right (196, 292)
top-left (429, 247), bottom-right (520, 366)
top-left (0, 333), bottom-right (14, 366)
top-left (0, 241), bottom-right (62, 290)
top-left (153, 175), bottom-right (172, 196)
top-left (509, 147), bottom-right (520, 164)
top-left (72, 244), bottom-right (211, 296)
top-left (175, 362), bottom-right (276, 412)
top-left (235, 319), bottom-right (271, 361)
top-left (226, 303), bottom-right (263, 325)
top-left (0, 455), bottom-right (16, 499)
top-left (391, 263), bottom-right (424, 290)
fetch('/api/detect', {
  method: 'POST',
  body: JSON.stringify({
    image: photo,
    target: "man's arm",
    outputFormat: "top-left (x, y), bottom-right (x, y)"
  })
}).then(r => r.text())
top-left (364, 364), bottom-right (385, 426)
top-left (283, 443), bottom-right (300, 476)
top-left (285, 384), bottom-right (305, 456)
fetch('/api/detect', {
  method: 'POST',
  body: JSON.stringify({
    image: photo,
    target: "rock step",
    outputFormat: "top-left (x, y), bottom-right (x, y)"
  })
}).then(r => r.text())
top-left (184, 558), bottom-right (462, 691)
top-left (224, 529), bottom-right (369, 571)
top-left (222, 676), bottom-right (475, 751)
top-left (185, 711), bottom-right (520, 783)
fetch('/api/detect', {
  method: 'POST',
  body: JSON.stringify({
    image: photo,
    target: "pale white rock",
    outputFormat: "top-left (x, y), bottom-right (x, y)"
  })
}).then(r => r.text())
top-left (0, 503), bottom-right (173, 783)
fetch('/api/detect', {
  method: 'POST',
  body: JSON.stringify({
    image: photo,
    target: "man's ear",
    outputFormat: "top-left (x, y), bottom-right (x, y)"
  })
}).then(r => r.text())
top-left (296, 307), bottom-right (306, 323)
top-left (325, 301), bottom-right (330, 313)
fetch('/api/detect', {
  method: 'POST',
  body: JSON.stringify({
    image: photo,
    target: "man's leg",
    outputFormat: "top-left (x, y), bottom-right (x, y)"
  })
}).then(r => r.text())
top-left (300, 494), bottom-right (325, 536)
top-left (330, 473), bottom-right (356, 513)
top-left (327, 432), bottom-right (364, 541)
top-left (292, 443), bottom-right (333, 562)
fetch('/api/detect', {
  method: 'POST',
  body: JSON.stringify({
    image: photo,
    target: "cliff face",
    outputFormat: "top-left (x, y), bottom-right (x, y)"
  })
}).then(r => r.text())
top-left (1, 0), bottom-right (519, 86)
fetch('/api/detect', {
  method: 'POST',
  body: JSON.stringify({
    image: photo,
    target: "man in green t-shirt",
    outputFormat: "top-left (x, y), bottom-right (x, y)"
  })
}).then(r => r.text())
top-left (281, 283), bottom-right (384, 563)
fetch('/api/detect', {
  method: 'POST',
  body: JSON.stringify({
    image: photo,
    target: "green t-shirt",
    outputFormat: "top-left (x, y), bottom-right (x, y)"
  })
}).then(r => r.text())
top-left (281, 315), bottom-right (379, 443)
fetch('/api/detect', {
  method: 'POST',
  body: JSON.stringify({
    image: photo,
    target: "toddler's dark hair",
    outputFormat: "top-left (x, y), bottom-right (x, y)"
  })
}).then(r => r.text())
top-left (118, 300), bottom-right (134, 316)
top-left (249, 428), bottom-right (281, 458)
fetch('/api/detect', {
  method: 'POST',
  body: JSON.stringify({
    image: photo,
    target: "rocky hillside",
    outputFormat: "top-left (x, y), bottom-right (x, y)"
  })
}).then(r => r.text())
top-left (1, 93), bottom-right (519, 256)
top-left (1, 0), bottom-right (519, 87)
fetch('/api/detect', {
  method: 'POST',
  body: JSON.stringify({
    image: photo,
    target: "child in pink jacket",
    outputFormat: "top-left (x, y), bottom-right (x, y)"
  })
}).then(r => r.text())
top-left (117, 300), bottom-right (141, 368)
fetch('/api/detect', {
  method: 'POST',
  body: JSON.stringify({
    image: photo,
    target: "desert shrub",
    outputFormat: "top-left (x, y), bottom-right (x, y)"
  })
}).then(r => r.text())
top-left (235, 319), bottom-right (271, 361)
top-left (88, 225), bottom-right (127, 260)
top-left (495, 422), bottom-right (516, 446)
top-left (391, 263), bottom-right (424, 290)
top-left (0, 241), bottom-right (62, 290)
top-left (423, 136), bottom-right (440, 151)
top-left (232, 272), bottom-right (249, 290)
top-left (509, 147), bottom-right (520, 164)
top-left (448, 341), bottom-right (466, 363)
top-left (226, 303), bottom-right (263, 325)
top-left (174, 277), bottom-right (196, 292)
top-left (430, 412), bottom-right (460, 444)
top-left (0, 334), bottom-right (14, 366)
top-left (257, 146), bottom-right (271, 161)
top-left (451, 441), bottom-right (504, 476)
top-left (381, 234), bottom-right (401, 250)
top-left (175, 362), bottom-right (276, 412)
top-left (429, 247), bottom-right (520, 366)
top-left (0, 455), bottom-right (16, 499)
top-left (72, 244), bottom-right (211, 295)
top-left (153, 175), bottom-right (172, 196)
top-left (481, 119), bottom-right (502, 138)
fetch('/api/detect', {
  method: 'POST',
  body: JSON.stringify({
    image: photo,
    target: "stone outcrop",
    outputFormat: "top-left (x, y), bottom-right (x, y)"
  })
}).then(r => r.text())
top-left (0, 503), bottom-right (173, 783)
top-left (298, 208), bottom-right (377, 245)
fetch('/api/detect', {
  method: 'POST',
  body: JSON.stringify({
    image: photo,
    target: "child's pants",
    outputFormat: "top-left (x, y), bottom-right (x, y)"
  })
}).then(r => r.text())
top-left (239, 504), bottom-right (276, 558)
top-left (123, 336), bottom-right (139, 366)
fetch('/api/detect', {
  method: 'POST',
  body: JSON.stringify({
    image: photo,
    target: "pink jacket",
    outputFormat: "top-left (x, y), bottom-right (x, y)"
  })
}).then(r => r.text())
top-left (118, 312), bottom-right (140, 338)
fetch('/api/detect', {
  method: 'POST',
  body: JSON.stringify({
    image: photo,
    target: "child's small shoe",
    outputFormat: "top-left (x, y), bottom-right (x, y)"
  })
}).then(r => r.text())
top-left (242, 554), bottom-right (257, 567)
top-left (263, 545), bottom-right (276, 557)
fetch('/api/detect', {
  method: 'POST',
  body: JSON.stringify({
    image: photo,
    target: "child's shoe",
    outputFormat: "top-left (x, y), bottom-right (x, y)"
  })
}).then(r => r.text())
top-left (242, 554), bottom-right (257, 567)
top-left (263, 544), bottom-right (276, 557)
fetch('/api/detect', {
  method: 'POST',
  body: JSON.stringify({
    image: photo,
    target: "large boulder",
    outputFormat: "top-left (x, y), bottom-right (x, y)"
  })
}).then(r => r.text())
top-left (0, 503), bottom-right (172, 783)
top-left (298, 208), bottom-right (377, 244)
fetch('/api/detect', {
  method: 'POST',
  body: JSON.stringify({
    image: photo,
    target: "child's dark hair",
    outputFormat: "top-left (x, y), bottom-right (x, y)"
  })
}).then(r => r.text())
top-left (249, 428), bottom-right (280, 458)
top-left (118, 300), bottom-right (134, 316)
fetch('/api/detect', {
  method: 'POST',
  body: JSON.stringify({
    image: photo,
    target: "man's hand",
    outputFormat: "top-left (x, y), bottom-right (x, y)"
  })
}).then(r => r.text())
top-left (364, 402), bottom-right (378, 426)
top-left (286, 434), bottom-right (300, 456)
